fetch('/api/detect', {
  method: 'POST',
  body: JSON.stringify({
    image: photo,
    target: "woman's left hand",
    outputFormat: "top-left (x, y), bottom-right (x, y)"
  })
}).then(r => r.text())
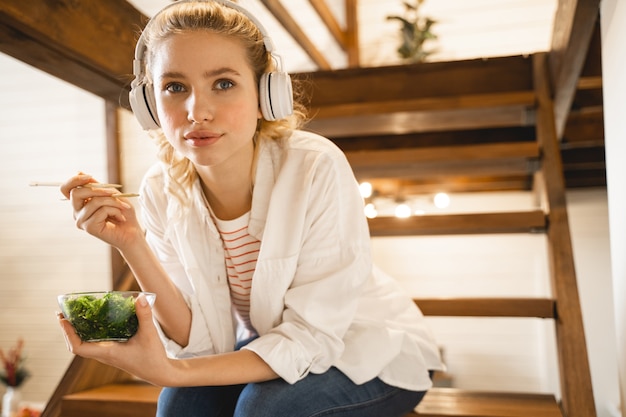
top-left (58, 294), bottom-right (175, 387)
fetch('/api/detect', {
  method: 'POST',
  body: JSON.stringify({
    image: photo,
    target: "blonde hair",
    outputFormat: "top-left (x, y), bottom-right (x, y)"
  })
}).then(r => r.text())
top-left (140, 1), bottom-right (308, 208)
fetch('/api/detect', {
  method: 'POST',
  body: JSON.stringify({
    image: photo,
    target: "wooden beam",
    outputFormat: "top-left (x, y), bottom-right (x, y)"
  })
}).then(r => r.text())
top-left (344, 0), bottom-right (359, 67)
top-left (0, 0), bottom-right (144, 105)
top-left (308, 0), bottom-right (346, 48)
top-left (549, 0), bottom-right (601, 139)
top-left (305, 0), bottom-right (359, 66)
top-left (367, 210), bottom-right (546, 237)
top-left (260, 0), bottom-right (331, 69)
top-left (104, 102), bottom-right (131, 291)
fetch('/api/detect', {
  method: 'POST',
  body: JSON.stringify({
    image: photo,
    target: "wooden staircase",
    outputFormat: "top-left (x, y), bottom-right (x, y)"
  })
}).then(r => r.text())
top-left (41, 53), bottom-right (595, 417)
top-left (404, 53), bottom-right (592, 416)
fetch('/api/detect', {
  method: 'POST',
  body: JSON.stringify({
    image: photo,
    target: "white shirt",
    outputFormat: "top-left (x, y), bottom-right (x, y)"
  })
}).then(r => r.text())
top-left (139, 129), bottom-right (443, 391)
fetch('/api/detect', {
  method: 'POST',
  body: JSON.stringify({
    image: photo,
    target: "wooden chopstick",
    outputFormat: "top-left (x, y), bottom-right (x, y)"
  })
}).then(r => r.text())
top-left (59, 192), bottom-right (140, 201)
top-left (30, 182), bottom-right (123, 188)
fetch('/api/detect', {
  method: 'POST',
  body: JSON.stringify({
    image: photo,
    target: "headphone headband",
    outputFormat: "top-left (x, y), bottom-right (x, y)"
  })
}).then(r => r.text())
top-left (132, 0), bottom-right (278, 88)
top-left (129, 0), bottom-right (293, 129)
top-left (133, 0), bottom-right (276, 61)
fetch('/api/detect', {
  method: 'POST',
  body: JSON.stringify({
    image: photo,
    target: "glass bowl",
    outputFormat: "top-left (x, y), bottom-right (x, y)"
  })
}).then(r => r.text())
top-left (58, 291), bottom-right (156, 342)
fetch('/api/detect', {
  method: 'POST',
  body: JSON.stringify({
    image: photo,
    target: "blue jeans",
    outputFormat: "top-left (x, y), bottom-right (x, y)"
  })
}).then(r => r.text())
top-left (157, 367), bottom-right (428, 417)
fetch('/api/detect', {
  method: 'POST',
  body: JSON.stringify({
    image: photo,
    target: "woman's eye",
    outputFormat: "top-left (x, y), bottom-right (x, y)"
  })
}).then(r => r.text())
top-left (215, 79), bottom-right (234, 90)
top-left (164, 83), bottom-right (185, 93)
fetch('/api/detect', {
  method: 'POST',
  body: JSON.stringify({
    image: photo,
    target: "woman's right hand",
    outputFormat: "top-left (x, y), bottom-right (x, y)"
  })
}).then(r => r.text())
top-left (60, 173), bottom-right (144, 251)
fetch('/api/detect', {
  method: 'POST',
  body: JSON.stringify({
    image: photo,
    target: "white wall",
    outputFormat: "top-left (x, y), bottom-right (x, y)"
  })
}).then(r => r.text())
top-left (372, 228), bottom-right (557, 393)
top-left (568, 189), bottom-right (620, 417)
top-left (600, 0), bottom-right (626, 415)
top-left (0, 53), bottom-right (110, 405)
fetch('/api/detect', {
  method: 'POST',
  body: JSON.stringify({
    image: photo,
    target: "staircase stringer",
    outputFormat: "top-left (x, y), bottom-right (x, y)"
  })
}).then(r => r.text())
top-left (532, 52), bottom-right (596, 417)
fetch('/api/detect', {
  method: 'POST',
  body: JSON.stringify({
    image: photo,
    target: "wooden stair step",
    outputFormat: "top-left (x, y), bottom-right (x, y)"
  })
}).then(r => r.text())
top-left (61, 381), bottom-right (160, 417)
top-left (59, 383), bottom-right (562, 417)
top-left (368, 210), bottom-right (546, 237)
top-left (410, 388), bottom-right (562, 417)
top-left (59, 383), bottom-right (563, 417)
top-left (346, 142), bottom-right (541, 180)
top-left (414, 297), bottom-right (556, 318)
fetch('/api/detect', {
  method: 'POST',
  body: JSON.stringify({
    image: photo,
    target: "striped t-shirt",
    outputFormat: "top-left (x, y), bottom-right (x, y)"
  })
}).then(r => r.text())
top-left (214, 212), bottom-right (260, 340)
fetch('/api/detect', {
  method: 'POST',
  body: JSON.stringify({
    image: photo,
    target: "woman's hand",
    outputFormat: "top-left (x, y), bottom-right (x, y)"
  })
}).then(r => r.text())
top-left (58, 294), bottom-right (175, 387)
top-left (59, 174), bottom-right (143, 250)
top-left (60, 295), bottom-right (279, 387)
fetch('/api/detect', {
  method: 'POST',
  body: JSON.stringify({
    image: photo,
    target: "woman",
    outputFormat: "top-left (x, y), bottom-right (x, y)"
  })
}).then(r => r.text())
top-left (58, 1), bottom-right (443, 416)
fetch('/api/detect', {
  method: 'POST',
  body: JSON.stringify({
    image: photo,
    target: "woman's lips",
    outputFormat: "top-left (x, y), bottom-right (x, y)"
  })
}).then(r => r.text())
top-left (184, 130), bottom-right (222, 146)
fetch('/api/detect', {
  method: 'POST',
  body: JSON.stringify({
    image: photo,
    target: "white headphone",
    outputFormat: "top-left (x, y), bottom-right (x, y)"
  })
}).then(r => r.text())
top-left (129, 0), bottom-right (294, 130)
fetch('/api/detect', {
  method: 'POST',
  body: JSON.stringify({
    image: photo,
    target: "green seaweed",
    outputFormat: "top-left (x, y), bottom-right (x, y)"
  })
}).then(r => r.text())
top-left (62, 293), bottom-right (139, 341)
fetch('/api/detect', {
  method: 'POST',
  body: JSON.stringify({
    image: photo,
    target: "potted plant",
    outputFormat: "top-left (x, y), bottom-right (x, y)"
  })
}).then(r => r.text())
top-left (1, 339), bottom-right (30, 417)
top-left (387, 0), bottom-right (438, 63)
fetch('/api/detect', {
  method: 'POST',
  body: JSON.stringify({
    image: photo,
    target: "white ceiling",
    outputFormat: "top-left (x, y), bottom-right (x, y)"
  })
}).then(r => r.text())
top-left (126, 0), bottom-right (558, 73)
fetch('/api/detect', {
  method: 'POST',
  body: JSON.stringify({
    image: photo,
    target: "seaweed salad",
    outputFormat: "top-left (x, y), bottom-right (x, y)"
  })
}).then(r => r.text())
top-left (61, 292), bottom-right (139, 341)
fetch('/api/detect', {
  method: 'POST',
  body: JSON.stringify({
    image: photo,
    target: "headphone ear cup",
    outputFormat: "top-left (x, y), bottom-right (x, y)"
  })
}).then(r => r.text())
top-left (259, 72), bottom-right (293, 121)
top-left (129, 83), bottom-right (160, 130)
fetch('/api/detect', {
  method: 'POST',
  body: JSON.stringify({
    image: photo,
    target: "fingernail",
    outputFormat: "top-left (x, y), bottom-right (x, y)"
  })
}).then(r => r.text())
top-left (137, 294), bottom-right (148, 307)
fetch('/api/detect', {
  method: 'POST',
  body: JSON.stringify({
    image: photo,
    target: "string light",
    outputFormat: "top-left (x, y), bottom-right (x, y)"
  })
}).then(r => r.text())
top-left (395, 203), bottom-right (412, 218)
top-left (433, 192), bottom-right (450, 209)
top-left (364, 202), bottom-right (378, 218)
top-left (359, 182), bottom-right (373, 198)
top-left (360, 185), bottom-right (452, 217)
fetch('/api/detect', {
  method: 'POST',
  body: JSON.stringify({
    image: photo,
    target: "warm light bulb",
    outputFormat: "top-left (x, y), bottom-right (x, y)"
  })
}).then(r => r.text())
top-left (395, 203), bottom-right (411, 218)
top-left (433, 192), bottom-right (450, 209)
top-left (364, 203), bottom-right (378, 218)
top-left (359, 182), bottom-right (373, 198)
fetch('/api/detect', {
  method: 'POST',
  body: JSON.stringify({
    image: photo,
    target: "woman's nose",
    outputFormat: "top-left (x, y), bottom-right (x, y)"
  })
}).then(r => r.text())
top-left (187, 91), bottom-right (214, 123)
